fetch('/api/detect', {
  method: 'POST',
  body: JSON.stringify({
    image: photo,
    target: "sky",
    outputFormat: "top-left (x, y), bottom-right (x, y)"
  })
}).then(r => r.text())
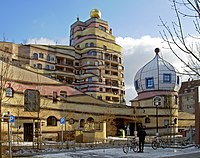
top-left (0, 0), bottom-right (197, 105)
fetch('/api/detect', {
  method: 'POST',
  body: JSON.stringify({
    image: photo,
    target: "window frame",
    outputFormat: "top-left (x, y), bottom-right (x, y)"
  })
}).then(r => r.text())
top-left (135, 80), bottom-right (139, 90)
top-left (33, 53), bottom-right (38, 60)
top-left (163, 73), bottom-right (171, 83)
top-left (47, 116), bottom-right (57, 126)
top-left (145, 77), bottom-right (154, 89)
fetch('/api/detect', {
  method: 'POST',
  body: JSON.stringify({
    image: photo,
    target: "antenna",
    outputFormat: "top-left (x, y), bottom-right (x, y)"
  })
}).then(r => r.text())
top-left (3, 33), bottom-right (6, 42)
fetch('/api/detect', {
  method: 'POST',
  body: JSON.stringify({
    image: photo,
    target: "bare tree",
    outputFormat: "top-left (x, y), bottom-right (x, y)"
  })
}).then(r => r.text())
top-left (160, 0), bottom-right (200, 78)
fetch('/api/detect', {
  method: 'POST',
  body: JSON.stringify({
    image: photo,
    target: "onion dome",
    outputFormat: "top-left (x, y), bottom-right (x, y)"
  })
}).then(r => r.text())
top-left (134, 48), bottom-right (181, 94)
top-left (90, 9), bottom-right (101, 19)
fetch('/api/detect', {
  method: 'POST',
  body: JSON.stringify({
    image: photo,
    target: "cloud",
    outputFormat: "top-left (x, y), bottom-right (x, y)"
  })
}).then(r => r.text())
top-left (26, 37), bottom-right (68, 45)
top-left (116, 36), bottom-right (186, 105)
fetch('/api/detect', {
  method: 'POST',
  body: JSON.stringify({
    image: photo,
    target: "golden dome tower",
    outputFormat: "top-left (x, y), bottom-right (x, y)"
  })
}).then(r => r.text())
top-left (90, 9), bottom-right (101, 19)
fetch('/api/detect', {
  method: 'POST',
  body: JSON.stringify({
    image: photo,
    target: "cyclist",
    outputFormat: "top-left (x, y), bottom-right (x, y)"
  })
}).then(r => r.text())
top-left (137, 125), bottom-right (147, 153)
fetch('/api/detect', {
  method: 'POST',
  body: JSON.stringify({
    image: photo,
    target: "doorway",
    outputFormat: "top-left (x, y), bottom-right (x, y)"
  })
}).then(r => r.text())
top-left (24, 123), bottom-right (33, 142)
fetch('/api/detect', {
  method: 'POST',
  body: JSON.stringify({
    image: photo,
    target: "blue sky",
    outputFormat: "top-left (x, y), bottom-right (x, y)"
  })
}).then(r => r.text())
top-left (0, 0), bottom-right (195, 104)
top-left (0, 0), bottom-right (179, 43)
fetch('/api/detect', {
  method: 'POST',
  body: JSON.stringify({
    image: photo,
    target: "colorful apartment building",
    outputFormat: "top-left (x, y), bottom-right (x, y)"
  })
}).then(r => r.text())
top-left (0, 9), bottom-right (125, 104)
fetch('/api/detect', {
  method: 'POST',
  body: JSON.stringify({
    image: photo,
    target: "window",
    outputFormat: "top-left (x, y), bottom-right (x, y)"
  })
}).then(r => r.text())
top-left (85, 43), bottom-right (88, 47)
top-left (135, 80), bottom-right (139, 90)
top-left (45, 65), bottom-right (49, 70)
top-left (90, 42), bottom-right (94, 47)
top-left (86, 69), bottom-right (92, 73)
top-left (119, 57), bottom-right (121, 64)
top-left (51, 57), bottom-right (55, 61)
top-left (86, 51), bottom-right (91, 55)
top-left (47, 116), bottom-right (57, 126)
top-left (163, 74), bottom-right (171, 83)
top-left (47, 55), bottom-right (51, 61)
top-left (92, 51), bottom-right (97, 56)
top-left (88, 77), bottom-right (92, 82)
top-left (69, 118), bottom-right (74, 125)
top-left (86, 61), bottom-right (90, 65)
top-left (174, 95), bottom-right (178, 104)
top-left (37, 63), bottom-right (42, 69)
top-left (53, 91), bottom-right (57, 103)
top-left (60, 91), bottom-right (67, 99)
top-left (98, 95), bottom-right (102, 100)
top-left (177, 76), bottom-right (180, 85)
top-left (79, 119), bottom-right (85, 128)
top-left (39, 53), bottom-right (44, 58)
top-left (6, 87), bottom-right (13, 97)
top-left (103, 45), bottom-right (107, 51)
top-left (99, 25), bottom-right (106, 32)
top-left (24, 89), bottom-right (40, 112)
top-left (33, 53), bottom-right (38, 60)
top-left (145, 77), bottom-right (154, 88)
top-left (50, 66), bottom-right (54, 70)
top-left (145, 117), bottom-right (151, 123)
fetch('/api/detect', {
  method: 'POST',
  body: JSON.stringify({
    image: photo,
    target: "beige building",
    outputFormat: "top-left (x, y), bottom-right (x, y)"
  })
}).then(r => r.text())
top-left (178, 79), bottom-right (200, 114)
top-left (0, 59), bottom-right (135, 145)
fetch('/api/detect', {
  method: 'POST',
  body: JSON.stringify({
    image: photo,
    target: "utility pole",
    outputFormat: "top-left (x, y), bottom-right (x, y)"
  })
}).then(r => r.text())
top-left (153, 96), bottom-right (162, 136)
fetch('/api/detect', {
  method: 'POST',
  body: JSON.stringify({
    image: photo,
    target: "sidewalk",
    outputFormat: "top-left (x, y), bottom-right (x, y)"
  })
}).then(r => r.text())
top-left (19, 146), bottom-right (200, 158)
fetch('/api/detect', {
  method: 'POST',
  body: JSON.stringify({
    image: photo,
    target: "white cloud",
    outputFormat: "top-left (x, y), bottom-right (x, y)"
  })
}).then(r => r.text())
top-left (26, 37), bottom-right (68, 45)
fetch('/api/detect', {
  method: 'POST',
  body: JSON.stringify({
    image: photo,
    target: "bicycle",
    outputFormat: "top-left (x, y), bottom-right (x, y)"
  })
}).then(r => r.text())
top-left (123, 136), bottom-right (138, 153)
top-left (151, 136), bottom-right (166, 150)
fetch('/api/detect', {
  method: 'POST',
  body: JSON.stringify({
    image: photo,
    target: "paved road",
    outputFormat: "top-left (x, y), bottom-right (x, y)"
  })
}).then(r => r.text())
top-left (163, 152), bottom-right (200, 158)
top-left (29, 147), bottom-right (200, 158)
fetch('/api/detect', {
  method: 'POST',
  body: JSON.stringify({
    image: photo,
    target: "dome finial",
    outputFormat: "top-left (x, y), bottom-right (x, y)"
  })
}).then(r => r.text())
top-left (90, 9), bottom-right (101, 19)
top-left (154, 48), bottom-right (160, 55)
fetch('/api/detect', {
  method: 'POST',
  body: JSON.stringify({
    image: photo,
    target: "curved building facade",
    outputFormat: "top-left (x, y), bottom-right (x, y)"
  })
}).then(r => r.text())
top-left (70, 9), bottom-right (125, 104)
top-left (131, 48), bottom-right (181, 135)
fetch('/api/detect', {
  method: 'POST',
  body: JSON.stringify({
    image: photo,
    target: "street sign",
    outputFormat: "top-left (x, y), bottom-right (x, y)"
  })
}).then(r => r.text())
top-left (9, 115), bottom-right (15, 123)
top-left (60, 117), bottom-right (66, 124)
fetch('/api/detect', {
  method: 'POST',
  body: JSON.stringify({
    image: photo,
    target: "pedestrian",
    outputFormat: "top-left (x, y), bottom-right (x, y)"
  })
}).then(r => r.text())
top-left (137, 125), bottom-right (147, 153)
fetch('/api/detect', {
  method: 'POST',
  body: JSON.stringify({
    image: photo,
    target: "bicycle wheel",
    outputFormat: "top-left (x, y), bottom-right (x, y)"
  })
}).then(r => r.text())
top-left (123, 143), bottom-right (130, 154)
top-left (132, 142), bottom-right (138, 152)
top-left (151, 141), bottom-right (158, 150)
top-left (161, 140), bottom-right (166, 148)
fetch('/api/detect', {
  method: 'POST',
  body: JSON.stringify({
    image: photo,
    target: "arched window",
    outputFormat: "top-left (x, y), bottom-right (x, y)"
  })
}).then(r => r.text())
top-left (79, 119), bottom-right (85, 128)
top-left (37, 63), bottom-right (42, 69)
top-left (47, 54), bottom-right (51, 61)
top-left (47, 116), bottom-right (57, 126)
top-left (45, 65), bottom-right (49, 70)
top-left (90, 42), bottom-right (94, 47)
top-left (33, 53), bottom-right (38, 60)
top-left (85, 43), bottom-right (88, 47)
top-left (86, 117), bottom-right (95, 131)
top-left (87, 117), bottom-right (94, 123)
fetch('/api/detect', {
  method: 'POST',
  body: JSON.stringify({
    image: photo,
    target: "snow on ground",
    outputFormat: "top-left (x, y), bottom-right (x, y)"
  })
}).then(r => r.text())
top-left (27, 146), bottom-right (200, 158)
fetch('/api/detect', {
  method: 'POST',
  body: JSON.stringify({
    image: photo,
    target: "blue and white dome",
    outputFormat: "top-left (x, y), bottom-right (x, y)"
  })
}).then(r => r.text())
top-left (134, 48), bottom-right (181, 94)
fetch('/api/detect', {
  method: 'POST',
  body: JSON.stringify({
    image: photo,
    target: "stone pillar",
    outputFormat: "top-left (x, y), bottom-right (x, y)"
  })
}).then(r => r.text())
top-left (102, 121), bottom-right (106, 140)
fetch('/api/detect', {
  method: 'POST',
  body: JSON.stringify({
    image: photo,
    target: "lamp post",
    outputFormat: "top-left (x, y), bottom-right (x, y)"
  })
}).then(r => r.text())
top-left (153, 96), bottom-right (162, 136)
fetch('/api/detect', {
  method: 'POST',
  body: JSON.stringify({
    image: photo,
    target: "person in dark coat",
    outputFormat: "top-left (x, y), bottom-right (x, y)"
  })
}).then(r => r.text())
top-left (137, 125), bottom-right (147, 152)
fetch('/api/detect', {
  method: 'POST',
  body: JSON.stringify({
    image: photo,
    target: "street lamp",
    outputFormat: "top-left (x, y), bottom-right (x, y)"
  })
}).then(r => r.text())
top-left (153, 96), bottom-right (162, 136)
